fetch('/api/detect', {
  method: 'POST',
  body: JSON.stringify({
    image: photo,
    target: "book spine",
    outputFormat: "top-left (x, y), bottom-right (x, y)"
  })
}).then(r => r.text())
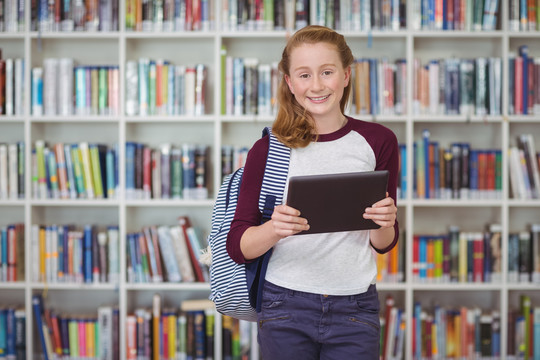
top-left (34, 140), bottom-right (48, 199)
top-left (54, 143), bottom-right (69, 199)
top-left (69, 144), bottom-right (86, 198)
top-left (5, 58), bottom-right (13, 116)
top-left (156, 226), bottom-right (182, 282)
top-left (77, 142), bottom-right (94, 199)
top-left (184, 66), bottom-right (196, 115)
top-left (89, 144), bottom-right (105, 199)
top-left (32, 294), bottom-right (50, 360)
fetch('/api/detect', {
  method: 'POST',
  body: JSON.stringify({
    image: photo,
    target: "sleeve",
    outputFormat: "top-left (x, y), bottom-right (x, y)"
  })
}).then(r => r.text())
top-left (226, 135), bottom-right (269, 264)
top-left (372, 126), bottom-right (400, 254)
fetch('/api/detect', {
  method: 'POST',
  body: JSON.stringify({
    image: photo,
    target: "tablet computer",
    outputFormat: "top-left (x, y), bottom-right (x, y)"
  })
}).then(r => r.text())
top-left (285, 170), bottom-right (389, 235)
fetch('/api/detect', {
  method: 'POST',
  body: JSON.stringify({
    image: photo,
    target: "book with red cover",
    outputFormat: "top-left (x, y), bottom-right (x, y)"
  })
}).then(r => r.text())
top-left (177, 216), bottom-right (205, 282)
top-left (473, 233), bottom-right (484, 282)
top-left (515, 55), bottom-right (523, 114)
top-left (382, 295), bottom-right (394, 359)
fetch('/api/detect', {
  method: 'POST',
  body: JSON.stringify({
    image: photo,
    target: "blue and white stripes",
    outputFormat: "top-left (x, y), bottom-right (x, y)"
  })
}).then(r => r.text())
top-left (207, 127), bottom-right (290, 322)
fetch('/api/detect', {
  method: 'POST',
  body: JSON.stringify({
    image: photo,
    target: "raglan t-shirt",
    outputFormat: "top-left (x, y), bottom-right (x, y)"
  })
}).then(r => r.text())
top-left (226, 116), bottom-right (400, 296)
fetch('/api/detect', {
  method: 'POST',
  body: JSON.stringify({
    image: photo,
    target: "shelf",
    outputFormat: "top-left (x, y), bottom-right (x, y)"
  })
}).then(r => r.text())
top-left (2, 2), bottom-right (540, 359)
top-left (125, 282), bottom-right (211, 291)
top-left (411, 282), bottom-right (505, 291)
top-left (30, 199), bottom-right (121, 206)
top-left (125, 199), bottom-right (215, 207)
top-left (411, 30), bottom-right (504, 38)
top-left (30, 31), bottom-right (121, 39)
top-left (125, 115), bottom-right (216, 123)
top-left (412, 114), bottom-right (504, 123)
top-left (411, 199), bottom-right (503, 207)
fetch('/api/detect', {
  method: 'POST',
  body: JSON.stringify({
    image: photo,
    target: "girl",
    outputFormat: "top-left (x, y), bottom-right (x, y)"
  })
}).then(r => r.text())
top-left (227, 25), bottom-right (399, 359)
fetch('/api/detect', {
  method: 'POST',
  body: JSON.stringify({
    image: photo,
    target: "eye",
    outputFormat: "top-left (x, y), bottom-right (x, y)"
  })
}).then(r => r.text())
top-left (322, 70), bottom-right (333, 76)
top-left (299, 73), bottom-right (310, 79)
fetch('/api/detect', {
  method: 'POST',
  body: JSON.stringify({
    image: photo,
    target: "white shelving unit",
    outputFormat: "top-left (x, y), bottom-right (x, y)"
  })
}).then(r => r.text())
top-left (1, 0), bottom-right (540, 358)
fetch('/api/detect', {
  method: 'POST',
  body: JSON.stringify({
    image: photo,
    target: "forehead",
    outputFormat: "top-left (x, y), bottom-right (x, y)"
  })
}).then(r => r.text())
top-left (289, 42), bottom-right (341, 68)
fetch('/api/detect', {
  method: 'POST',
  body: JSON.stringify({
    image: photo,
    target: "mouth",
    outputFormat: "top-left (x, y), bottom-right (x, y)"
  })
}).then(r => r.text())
top-left (308, 95), bottom-right (330, 102)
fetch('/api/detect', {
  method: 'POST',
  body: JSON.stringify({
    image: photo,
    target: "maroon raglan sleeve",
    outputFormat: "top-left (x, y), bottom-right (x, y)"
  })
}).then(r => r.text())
top-left (226, 136), bottom-right (270, 264)
top-left (359, 121), bottom-right (400, 254)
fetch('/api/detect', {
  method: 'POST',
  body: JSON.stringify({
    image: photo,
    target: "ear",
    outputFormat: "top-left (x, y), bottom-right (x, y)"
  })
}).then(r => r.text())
top-left (344, 66), bottom-right (351, 87)
top-left (285, 74), bottom-right (294, 94)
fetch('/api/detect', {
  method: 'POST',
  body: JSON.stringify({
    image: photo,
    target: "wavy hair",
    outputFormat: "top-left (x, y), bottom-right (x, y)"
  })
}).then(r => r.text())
top-left (273, 25), bottom-right (354, 148)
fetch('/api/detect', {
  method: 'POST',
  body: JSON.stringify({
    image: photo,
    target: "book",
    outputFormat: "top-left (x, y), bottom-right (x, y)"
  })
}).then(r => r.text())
top-left (178, 216), bottom-right (206, 282)
top-left (169, 225), bottom-right (196, 283)
top-left (156, 225), bottom-right (182, 282)
top-left (32, 294), bottom-right (52, 360)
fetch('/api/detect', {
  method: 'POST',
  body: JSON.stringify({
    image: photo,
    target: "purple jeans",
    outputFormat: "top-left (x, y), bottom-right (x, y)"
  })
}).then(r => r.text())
top-left (257, 281), bottom-right (380, 360)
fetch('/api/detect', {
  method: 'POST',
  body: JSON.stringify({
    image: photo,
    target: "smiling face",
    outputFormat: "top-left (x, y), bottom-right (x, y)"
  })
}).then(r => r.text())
top-left (284, 42), bottom-right (351, 130)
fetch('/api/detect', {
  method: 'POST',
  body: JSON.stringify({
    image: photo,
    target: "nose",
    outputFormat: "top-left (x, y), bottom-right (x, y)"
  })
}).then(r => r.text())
top-left (312, 76), bottom-right (324, 91)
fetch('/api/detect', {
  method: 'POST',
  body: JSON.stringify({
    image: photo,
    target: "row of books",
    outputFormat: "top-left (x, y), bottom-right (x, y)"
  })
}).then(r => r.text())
top-left (412, 224), bottom-right (502, 284)
top-left (0, 306), bottom-right (26, 359)
top-left (508, 295), bottom-right (540, 358)
top-left (379, 295), bottom-right (406, 360)
top-left (413, 57), bottom-right (502, 116)
top-left (32, 294), bottom-right (120, 360)
top-left (221, 0), bottom-right (308, 31)
top-left (375, 230), bottom-right (405, 283)
top-left (0, 142), bottom-right (25, 200)
top-left (509, 45), bottom-right (540, 116)
top-left (126, 0), bottom-right (214, 32)
top-left (509, 133), bottom-right (540, 200)
top-left (508, 225), bottom-right (540, 284)
top-left (412, 303), bottom-right (501, 358)
top-left (316, 0), bottom-right (405, 31)
top-left (30, 224), bottom-right (120, 284)
top-left (1, 52), bottom-right (538, 119)
top-left (0, 224), bottom-right (24, 283)
top-left (221, 145), bottom-right (248, 181)
top-left (127, 295), bottom-right (253, 360)
top-left (414, 131), bottom-right (502, 200)
top-left (351, 58), bottom-right (407, 116)
top-left (33, 0), bottom-right (120, 32)
top-left (0, 0), bottom-right (24, 32)
top-left (125, 60), bottom-right (207, 117)
top-left (412, 0), bottom-right (500, 31)
top-left (508, 0), bottom-right (540, 31)
top-left (127, 297), bottom-right (213, 359)
top-left (127, 216), bottom-right (208, 284)
top-left (222, 55), bottom-right (278, 117)
top-left (4, 0), bottom-right (540, 34)
top-left (32, 60), bottom-right (120, 117)
top-left (19, 134), bottom-right (540, 203)
top-left (33, 142), bottom-right (119, 200)
top-left (125, 142), bottom-right (209, 201)
top-left (0, 55), bottom-right (25, 116)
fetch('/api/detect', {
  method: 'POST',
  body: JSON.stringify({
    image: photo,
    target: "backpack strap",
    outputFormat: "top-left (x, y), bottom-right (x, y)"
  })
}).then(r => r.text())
top-left (246, 127), bottom-right (291, 313)
top-left (258, 127), bottom-right (291, 219)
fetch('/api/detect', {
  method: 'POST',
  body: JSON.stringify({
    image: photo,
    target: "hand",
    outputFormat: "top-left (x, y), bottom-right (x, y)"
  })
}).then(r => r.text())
top-left (363, 192), bottom-right (397, 229)
top-left (271, 204), bottom-right (310, 238)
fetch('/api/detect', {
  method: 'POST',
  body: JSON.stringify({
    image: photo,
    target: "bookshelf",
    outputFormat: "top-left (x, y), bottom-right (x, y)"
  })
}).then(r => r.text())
top-left (1, 0), bottom-right (540, 358)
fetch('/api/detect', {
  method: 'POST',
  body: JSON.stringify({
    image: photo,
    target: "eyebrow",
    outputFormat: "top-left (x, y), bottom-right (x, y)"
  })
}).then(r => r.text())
top-left (292, 64), bottom-right (338, 72)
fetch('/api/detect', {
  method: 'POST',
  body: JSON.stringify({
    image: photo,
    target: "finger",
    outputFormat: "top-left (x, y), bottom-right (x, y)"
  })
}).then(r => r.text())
top-left (275, 204), bottom-right (302, 216)
top-left (371, 197), bottom-right (394, 208)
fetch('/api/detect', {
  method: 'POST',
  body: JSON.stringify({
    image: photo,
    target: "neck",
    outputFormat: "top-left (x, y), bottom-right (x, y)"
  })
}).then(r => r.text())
top-left (314, 115), bottom-right (347, 134)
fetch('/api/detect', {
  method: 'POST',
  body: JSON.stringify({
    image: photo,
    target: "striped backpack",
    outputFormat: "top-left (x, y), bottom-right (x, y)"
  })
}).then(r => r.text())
top-left (204, 127), bottom-right (290, 322)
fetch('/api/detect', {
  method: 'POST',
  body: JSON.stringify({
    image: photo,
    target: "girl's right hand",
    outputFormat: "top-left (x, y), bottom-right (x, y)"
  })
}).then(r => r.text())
top-left (271, 204), bottom-right (310, 238)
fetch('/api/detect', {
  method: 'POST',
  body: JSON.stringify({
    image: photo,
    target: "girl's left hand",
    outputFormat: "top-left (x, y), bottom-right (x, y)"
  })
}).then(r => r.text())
top-left (362, 192), bottom-right (396, 229)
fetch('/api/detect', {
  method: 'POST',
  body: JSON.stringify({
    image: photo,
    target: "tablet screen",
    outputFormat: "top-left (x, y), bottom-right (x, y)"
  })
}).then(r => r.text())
top-left (285, 170), bottom-right (389, 235)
